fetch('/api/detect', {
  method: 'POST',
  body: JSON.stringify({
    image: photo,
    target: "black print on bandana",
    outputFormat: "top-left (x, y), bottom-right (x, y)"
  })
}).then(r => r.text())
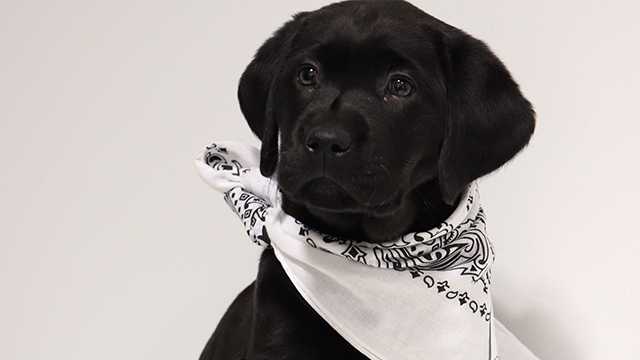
top-left (341, 243), bottom-right (367, 264)
top-left (224, 187), bottom-right (270, 247)
top-left (421, 274), bottom-right (492, 322)
top-left (205, 143), bottom-right (243, 176)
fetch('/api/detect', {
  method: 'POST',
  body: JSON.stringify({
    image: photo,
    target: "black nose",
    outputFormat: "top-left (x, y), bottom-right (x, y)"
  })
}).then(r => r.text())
top-left (305, 127), bottom-right (352, 156)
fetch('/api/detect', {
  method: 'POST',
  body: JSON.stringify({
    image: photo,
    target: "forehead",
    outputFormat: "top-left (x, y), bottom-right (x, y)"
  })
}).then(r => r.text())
top-left (290, 3), bottom-right (441, 72)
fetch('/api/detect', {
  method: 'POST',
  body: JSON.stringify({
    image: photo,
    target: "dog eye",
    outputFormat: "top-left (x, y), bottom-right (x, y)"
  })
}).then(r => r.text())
top-left (387, 76), bottom-right (414, 97)
top-left (297, 65), bottom-right (319, 86)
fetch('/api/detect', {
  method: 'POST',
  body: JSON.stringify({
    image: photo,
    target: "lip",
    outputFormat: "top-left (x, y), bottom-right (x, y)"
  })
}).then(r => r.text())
top-left (287, 177), bottom-right (358, 212)
top-left (281, 176), bottom-right (403, 216)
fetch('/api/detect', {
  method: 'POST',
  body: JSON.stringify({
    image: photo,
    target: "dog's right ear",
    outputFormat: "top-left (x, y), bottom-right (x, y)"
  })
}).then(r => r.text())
top-left (238, 12), bottom-right (308, 177)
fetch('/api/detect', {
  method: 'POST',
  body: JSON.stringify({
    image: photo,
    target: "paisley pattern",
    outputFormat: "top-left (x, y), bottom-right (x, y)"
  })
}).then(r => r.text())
top-left (204, 143), bottom-right (243, 176)
top-left (223, 187), bottom-right (271, 246)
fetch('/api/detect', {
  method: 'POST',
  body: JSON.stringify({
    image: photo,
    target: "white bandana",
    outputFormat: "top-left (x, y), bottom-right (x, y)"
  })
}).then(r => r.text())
top-left (196, 141), bottom-right (538, 360)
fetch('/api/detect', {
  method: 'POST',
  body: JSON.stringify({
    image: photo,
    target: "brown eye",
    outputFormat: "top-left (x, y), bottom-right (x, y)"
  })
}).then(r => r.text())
top-left (387, 76), bottom-right (414, 97)
top-left (298, 65), bottom-right (319, 86)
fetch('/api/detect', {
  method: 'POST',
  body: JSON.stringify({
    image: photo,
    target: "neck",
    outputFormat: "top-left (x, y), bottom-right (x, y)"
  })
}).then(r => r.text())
top-left (281, 180), bottom-right (458, 243)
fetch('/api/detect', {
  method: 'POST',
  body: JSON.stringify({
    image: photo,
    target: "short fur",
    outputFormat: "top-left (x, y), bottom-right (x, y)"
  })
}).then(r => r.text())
top-left (201, 1), bottom-right (534, 359)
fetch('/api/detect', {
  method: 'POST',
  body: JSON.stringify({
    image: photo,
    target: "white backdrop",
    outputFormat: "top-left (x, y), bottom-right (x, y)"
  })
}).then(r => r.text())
top-left (1, 1), bottom-right (639, 359)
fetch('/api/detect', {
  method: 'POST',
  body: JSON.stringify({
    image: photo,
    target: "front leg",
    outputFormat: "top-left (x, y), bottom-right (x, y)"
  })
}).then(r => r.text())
top-left (249, 249), bottom-right (368, 360)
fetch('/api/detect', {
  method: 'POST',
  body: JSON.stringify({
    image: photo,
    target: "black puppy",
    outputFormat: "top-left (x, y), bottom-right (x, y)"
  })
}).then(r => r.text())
top-left (200, 1), bottom-right (534, 359)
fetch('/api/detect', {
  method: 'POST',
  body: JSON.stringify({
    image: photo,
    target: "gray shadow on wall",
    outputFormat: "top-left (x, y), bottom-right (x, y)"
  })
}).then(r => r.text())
top-left (494, 297), bottom-right (588, 360)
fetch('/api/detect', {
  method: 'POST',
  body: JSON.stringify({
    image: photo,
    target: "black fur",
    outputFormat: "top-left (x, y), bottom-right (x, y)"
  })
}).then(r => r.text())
top-left (202, 1), bottom-right (534, 358)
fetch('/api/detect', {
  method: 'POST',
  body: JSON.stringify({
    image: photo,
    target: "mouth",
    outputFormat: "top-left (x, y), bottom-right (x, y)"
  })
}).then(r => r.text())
top-left (281, 175), bottom-right (404, 216)
top-left (294, 177), bottom-right (358, 211)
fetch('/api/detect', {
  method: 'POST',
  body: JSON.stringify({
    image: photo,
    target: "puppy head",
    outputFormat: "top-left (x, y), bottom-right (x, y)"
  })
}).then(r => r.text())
top-left (238, 0), bottom-right (534, 217)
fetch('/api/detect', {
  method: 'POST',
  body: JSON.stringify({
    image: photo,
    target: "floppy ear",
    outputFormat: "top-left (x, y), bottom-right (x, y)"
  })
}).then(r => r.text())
top-left (437, 31), bottom-right (535, 204)
top-left (238, 12), bottom-right (307, 177)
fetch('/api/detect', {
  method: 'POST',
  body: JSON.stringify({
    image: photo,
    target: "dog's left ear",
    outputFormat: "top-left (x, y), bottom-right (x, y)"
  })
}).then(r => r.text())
top-left (238, 12), bottom-right (308, 177)
top-left (437, 30), bottom-right (536, 204)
